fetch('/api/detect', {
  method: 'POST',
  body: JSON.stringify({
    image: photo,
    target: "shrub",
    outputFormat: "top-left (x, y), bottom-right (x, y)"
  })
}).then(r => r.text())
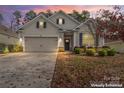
top-left (107, 49), bottom-right (116, 56)
top-left (74, 46), bottom-right (79, 51)
top-left (98, 49), bottom-right (107, 56)
top-left (86, 49), bottom-right (95, 56)
top-left (80, 46), bottom-right (86, 53)
top-left (96, 47), bottom-right (101, 51)
top-left (74, 48), bottom-right (80, 54)
top-left (102, 46), bottom-right (110, 49)
top-left (88, 47), bottom-right (96, 52)
top-left (3, 46), bottom-right (9, 54)
top-left (8, 44), bottom-right (14, 52)
top-left (80, 48), bottom-right (85, 53)
top-left (13, 44), bottom-right (23, 52)
top-left (74, 46), bottom-right (79, 50)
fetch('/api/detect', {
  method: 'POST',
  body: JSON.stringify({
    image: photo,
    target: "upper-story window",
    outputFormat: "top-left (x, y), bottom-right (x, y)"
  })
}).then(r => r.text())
top-left (36, 21), bottom-right (47, 29)
top-left (39, 21), bottom-right (44, 26)
top-left (57, 18), bottom-right (65, 25)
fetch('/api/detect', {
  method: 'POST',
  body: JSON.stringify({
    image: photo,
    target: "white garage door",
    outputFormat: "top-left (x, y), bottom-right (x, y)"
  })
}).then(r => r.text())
top-left (24, 37), bottom-right (58, 52)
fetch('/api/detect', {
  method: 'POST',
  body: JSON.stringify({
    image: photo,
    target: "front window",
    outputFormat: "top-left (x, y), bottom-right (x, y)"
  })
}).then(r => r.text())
top-left (39, 21), bottom-right (44, 26)
top-left (36, 21), bottom-right (47, 28)
top-left (59, 18), bottom-right (63, 25)
top-left (57, 18), bottom-right (65, 25)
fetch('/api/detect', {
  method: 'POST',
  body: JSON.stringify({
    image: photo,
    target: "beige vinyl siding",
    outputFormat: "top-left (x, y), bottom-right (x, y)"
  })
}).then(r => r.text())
top-left (105, 40), bottom-right (124, 53)
top-left (0, 34), bottom-right (18, 45)
top-left (22, 17), bottom-right (59, 37)
top-left (49, 12), bottom-right (79, 29)
top-left (19, 16), bottom-right (60, 52)
top-left (83, 33), bottom-right (94, 46)
top-left (79, 25), bottom-right (95, 46)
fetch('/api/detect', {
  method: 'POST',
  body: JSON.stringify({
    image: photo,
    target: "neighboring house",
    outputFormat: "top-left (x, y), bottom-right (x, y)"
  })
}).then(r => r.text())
top-left (0, 25), bottom-right (18, 45)
top-left (105, 40), bottom-right (124, 53)
top-left (17, 11), bottom-right (104, 52)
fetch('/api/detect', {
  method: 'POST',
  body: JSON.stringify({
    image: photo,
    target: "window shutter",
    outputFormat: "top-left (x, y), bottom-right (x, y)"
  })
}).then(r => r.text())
top-left (56, 19), bottom-right (59, 24)
top-left (79, 33), bottom-right (83, 47)
top-left (36, 21), bottom-right (39, 28)
top-left (62, 19), bottom-right (65, 24)
top-left (43, 22), bottom-right (47, 28)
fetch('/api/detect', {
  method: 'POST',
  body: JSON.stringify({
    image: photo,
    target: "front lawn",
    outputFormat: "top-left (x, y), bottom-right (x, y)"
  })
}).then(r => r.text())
top-left (51, 52), bottom-right (124, 88)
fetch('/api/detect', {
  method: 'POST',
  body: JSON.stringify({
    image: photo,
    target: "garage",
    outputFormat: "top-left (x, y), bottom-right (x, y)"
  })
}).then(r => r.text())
top-left (24, 37), bottom-right (58, 52)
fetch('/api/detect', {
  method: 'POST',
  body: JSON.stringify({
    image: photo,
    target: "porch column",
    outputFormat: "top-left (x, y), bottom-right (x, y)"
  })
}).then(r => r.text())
top-left (18, 31), bottom-right (25, 52)
top-left (73, 32), bottom-right (79, 47)
top-left (58, 33), bottom-right (64, 48)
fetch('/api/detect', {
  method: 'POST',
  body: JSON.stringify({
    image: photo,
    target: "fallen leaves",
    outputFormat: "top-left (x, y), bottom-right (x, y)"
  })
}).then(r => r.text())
top-left (51, 52), bottom-right (124, 88)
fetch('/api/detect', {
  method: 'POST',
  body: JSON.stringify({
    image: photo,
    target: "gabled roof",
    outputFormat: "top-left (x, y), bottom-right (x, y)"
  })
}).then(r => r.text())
top-left (17, 13), bottom-right (62, 31)
top-left (73, 18), bottom-right (97, 30)
top-left (0, 25), bottom-right (18, 38)
top-left (72, 18), bottom-right (97, 38)
top-left (17, 11), bottom-right (96, 32)
top-left (48, 10), bottom-right (80, 24)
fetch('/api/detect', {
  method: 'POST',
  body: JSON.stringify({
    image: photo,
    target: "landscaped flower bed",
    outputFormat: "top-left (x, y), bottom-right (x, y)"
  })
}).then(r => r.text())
top-left (0, 43), bottom-right (23, 54)
top-left (73, 46), bottom-right (117, 56)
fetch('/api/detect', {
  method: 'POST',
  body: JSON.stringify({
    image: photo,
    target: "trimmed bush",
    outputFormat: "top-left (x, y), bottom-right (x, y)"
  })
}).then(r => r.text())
top-left (80, 48), bottom-right (85, 53)
top-left (3, 46), bottom-right (9, 54)
top-left (98, 49), bottom-right (107, 56)
top-left (88, 48), bottom-right (96, 52)
top-left (107, 49), bottom-right (116, 56)
top-left (97, 47), bottom-right (102, 51)
top-left (13, 44), bottom-right (23, 52)
top-left (102, 46), bottom-right (111, 51)
top-left (86, 49), bottom-right (95, 56)
top-left (80, 46), bottom-right (86, 53)
top-left (74, 46), bottom-right (79, 51)
top-left (74, 48), bottom-right (80, 54)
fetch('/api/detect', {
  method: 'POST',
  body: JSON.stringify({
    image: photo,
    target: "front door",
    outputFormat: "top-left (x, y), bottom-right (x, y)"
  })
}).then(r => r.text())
top-left (64, 39), bottom-right (70, 50)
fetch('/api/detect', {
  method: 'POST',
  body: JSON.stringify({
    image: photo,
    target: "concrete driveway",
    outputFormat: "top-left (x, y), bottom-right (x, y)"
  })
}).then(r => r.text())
top-left (0, 52), bottom-right (57, 88)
